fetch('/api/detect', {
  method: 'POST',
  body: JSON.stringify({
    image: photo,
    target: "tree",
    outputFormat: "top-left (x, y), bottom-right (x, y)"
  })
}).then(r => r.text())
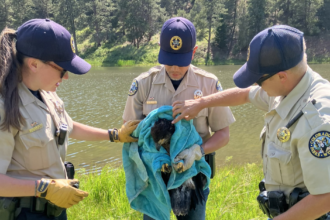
top-left (118, 0), bottom-right (164, 48)
top-left (246, 0), bottom-right (267, 40)
top-left (189, 0), bottom-right (225, 64)
top-left (54, 0), bottom-right (81, 54)
top-left (0, 0), bottom-right (12, 30)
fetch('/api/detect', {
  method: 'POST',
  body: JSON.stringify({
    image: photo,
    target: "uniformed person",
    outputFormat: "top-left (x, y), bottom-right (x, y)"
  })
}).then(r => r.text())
top-left (172, 25), bottom-right (330, 220)
top-left (122, 17), bottom-right (235, 220)
top-left (0, 19), bottom-right (139, 220)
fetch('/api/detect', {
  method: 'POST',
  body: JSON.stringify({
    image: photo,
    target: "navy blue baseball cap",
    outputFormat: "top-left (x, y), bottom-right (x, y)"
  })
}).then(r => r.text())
top-left (158, 17), bottom-right (196, 67)
top-left (16, 19), bottom-right (91, 75)
top-left (233, 25), bottom-right (304, 88)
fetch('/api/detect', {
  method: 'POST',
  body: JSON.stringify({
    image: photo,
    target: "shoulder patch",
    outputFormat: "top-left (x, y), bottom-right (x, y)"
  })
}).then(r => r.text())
top-left (128, 79), bottom-right (138, 96)
top-left (309, 131), bottom-right (330, 158)
top-left (216, 80), bottom-right (223, 92)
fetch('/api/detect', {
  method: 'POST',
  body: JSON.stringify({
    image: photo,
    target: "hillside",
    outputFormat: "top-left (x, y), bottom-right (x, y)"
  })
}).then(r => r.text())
top-left (77, 28), bottom-right (330, 67)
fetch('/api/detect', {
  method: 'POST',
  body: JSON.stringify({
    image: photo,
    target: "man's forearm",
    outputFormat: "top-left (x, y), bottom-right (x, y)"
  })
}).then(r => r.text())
top-left (274, 193), bottom-right (330, 220)
top-left (199, 87), bottom-right (251, 109)
top-left (202, 127), bottom-right (229, 154)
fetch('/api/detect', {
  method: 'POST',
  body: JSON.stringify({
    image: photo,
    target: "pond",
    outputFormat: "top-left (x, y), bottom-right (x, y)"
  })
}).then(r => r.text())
top-left (56, 64), bottom-right (330, 174)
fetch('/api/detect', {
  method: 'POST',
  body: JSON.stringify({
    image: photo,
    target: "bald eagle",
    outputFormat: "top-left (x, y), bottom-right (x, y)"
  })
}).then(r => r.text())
top-left (150, 118), bottom-right (206, 217)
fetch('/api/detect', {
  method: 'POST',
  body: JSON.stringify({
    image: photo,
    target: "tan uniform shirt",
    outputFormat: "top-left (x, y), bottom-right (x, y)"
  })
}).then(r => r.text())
top-left (123, 65), bottom-right (235, 142)
top-left (0, 83), bottom-right (73, 180)
top-left (249, 66), bottom-right (330, 198)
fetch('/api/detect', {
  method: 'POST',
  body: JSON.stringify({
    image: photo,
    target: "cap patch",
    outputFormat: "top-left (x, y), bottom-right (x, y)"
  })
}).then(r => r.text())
top-left (216, 81), bottom-right (223, 92)
top-left (170, 36), bottom-right (182, 50)
top-left (247, 46), bottom-right (250, 61)
top-left (128, 79), bottom-right (138, 96)
top-left (309, 131), bottom-right (330, 158)
top-left (70, 36), bottom-right (76, 53)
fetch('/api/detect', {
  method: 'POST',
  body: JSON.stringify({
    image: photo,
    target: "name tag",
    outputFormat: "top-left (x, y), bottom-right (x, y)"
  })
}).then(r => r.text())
top-left (29, 124), bottom-right (43, 133)
top-left (146, 101), bottom-right (157, 105)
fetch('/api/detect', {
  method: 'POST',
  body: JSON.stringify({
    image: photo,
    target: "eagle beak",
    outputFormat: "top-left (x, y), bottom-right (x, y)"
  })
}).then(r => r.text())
top-left (155, 143), bottom-right (161, 151)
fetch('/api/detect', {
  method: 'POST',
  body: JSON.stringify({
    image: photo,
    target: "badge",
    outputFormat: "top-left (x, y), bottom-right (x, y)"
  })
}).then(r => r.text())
top-left (70, 36), bottom-right (76, 53)
top-left (170, 36), bottom-right (182, 50)
top-left (216, 80), bottom-right (223, 92)
top-left (277, 127), bottom-right (290, 142)
top-left (194, 90), bottom-right (203, 99)
top-left (309, 131), bottom-right (330, 158)
top-left (146, 101), bottom-right (157, 105)
top-left (247, 46), bottom-right (250, 61)
top-left (128, 79), bottom-right (138, 96)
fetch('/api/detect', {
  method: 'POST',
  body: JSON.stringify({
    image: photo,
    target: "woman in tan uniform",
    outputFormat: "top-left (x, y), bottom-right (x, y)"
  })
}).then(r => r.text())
top-left (0, 19), bottom-right (138, 220)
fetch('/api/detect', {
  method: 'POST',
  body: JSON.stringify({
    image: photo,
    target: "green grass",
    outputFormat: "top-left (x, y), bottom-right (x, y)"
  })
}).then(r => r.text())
top-left (67, 161), bottom-right (265, 220)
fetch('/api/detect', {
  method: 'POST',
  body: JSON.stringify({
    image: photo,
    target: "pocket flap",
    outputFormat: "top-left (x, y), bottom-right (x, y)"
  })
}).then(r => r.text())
top-left (268, 142), bottom-right (291, 164)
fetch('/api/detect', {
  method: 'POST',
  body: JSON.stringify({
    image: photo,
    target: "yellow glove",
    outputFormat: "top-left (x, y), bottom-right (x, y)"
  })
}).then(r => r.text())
top-left (114, 120), bottom-right (140, 143)
top-left (36, 178), bottom-right (89, 209)
top-left (172, 144), bottom-right (203, 173)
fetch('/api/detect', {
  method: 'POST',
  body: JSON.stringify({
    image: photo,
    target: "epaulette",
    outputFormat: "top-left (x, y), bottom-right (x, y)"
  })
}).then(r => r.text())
top-left (191, 65), bottom-right (218, 81)
top-left (136, 65), bottom-right (162, 81)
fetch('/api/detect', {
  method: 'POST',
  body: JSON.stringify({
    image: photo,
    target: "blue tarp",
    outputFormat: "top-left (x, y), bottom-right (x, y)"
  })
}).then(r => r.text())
top-left (122, 106), bottom-right (211, 220)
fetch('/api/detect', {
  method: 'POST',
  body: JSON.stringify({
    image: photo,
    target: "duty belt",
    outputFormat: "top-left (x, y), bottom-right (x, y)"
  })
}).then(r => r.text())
top-left (18, 197), bottom-right (65, 218)
top-left (257, 180), bottom-right (328, 220)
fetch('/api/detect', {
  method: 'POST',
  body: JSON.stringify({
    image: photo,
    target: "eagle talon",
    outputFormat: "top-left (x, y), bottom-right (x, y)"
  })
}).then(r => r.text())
top-left (176, 162), bottom-right (184, 173)
top-left (161, 163), bottom-right (172, 173)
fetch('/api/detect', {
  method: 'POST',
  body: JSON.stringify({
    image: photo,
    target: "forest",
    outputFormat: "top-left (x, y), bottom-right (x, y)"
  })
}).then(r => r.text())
top-left (1, 0), bottom-right (329, 64)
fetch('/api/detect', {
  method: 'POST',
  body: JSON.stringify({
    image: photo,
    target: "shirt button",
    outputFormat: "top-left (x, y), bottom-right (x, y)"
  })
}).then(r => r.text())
top-left (271, 152), bottom-right (275, 156)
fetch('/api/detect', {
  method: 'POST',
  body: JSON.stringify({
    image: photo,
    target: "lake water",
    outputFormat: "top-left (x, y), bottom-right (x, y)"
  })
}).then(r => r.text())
top-left (56, 64), bottom-right (330, 174)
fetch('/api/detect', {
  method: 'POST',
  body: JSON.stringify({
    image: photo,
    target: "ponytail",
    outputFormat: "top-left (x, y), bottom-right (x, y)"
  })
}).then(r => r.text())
top-left (0, 27), bottom-right (25, 131)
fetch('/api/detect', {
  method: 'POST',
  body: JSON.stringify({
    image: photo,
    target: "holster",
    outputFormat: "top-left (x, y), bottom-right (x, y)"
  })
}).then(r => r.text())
top-left (205, 152), bottom-right (216, 178)
top-left (256, 179), bottom-right (287, 218)
top-left (0, 197), bottom-right (18, 220)
top-left (64, 161), bottom-right (79, 188)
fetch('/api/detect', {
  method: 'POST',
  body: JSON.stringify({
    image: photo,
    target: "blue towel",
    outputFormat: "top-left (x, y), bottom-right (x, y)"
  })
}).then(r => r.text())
top-left (122, 106), bottom-right (211, 220)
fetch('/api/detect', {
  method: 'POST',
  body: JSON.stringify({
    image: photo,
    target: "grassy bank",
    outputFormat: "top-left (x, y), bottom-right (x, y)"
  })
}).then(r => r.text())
top-left (67, 162), bottom-right (265, 220)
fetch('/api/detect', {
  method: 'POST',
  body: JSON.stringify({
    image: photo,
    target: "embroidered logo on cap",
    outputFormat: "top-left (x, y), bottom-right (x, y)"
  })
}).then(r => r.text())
top-left (71, 36), bottom-right (76, 53)
top-left (309, 131), bottom-right (330, 158)
top-left (247, 46), bottom-right (250, 61)
top-left (170, 36), bottom-right (182, 50)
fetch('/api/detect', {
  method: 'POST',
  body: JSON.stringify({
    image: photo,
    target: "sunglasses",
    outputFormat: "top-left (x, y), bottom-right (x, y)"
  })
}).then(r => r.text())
top-left (42, 61), bottom-right (67, 78)
top-left (256, 74), bottom-right (275, 86)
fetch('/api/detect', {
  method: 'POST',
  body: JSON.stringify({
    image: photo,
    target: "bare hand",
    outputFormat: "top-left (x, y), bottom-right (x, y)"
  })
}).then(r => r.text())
top-left (172, 99), bottom-right (202, 124)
